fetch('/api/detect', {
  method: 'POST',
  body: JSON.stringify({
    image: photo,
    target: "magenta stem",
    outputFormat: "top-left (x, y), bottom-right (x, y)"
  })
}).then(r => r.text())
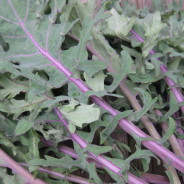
top-left (54, 107), bottom-right (147, 184)
top-left (155, 110), bottom-right (184, 156)
top-left (7, 0), bottom-right (184, 173)
top-left (141, 173), bottom-right (169, 184)
top-left (173, 113), bottom-right (184, 153)
top-left (92, 96), bottom-right (184, 171)
top-left (41, 139), bottom-right (104, 169)
top-left (0, 149), bottom-right (46, 184)
top-left (20, 163), bottom-right (93, 184)
top-left (130, 30), bottom-right (184, 114)
top-left (43, 140), bottom-right (170, 184)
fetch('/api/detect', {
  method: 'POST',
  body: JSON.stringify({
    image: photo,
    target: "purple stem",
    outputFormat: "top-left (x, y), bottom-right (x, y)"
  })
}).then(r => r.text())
top-left (7, 0), bottom-right (184, 173)
top-left (0, 15), bottom-right (19, 25)
top-left (43, 140), bottom-right (170, 184)
top-left (173, 113), bottom-right (184, 153)
top-left (54, 107), bottom-right (147, 184)
top-left (0, 149), bottom-right (46, 184)
top-left (69, 32), bottom-right (182, 182)
top-left (23, 0), bottom-right (29, 23)
top-left (68, 32), bottom-right (184, 156)
top-left (45, 24), bottom-right (51, 51)
top-left (130, 30), bottom-right (184, 114)
top-left (41, 138), bottom-right (104, 169)
top-left (141, 173), bottom-right (169, 184)
top-left (59, 145), bottom-right (104, 169)
top-left (2, 35), bottom-right (26, 39)
top-left (2, 52), bottom-right (41, 59)
top-left (92, 96), bottom-right (184, 171)
top-left (155, 110), bottom-right (184, 157)
top-left (34, 119), bottom-right (61, 124)
top-left (20, 163), bottom-right (93, 184)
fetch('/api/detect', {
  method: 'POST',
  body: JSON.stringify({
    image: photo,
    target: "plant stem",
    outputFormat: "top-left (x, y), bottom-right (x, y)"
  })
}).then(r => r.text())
top-left (173, 113), bottom-right (184, 153)
top-left (119, 82), bottom-right (182, 184)
top-left (7, 0), bottom-right (184, 173)
top-left (130, 30), bottom-right (184, 114)
top-left (67, 33), bottom-right (183, 153)
top-left (67, 33), bottom-right (184, 178)
top-left (155, 110), bottom-right (184, 156)
top-left (0, 149), bottom-right (46, 184)
top-left (41, 139), bottom-right (104, 169)
top-left (20, 163), bottom-right (94, 184)
top-left (141, 173), bottom-right (169, 184)
top-left (54, 107), bottom-right (147, 184)
top-left (67, 32), bottom-right (183, 182)
top-left (58, 145), bottom-right (103, 168)
top-left (43, 139), bottom-right (170, 184)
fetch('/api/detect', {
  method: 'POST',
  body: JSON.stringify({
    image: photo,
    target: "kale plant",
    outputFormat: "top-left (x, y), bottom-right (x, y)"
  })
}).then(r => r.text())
top-left (0, 0), bottom-right (184, 183)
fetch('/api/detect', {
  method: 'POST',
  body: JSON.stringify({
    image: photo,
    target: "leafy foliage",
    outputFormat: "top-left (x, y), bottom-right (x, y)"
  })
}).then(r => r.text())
top-left (0, 0), bottom-right (184, 183)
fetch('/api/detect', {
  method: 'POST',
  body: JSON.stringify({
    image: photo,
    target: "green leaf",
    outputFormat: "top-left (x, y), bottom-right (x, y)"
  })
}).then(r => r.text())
top-left (159, 117), bottom-right (176, 145)
top-left (105, 50), bottom-right (133, 92)
top-left (73, 3), bottom-right (109, 62)
top-left (0, 113), bottom-right (15, 135)
top-left (163, 71), bottom-right (178, 84)
top-left (29, 155), bottom-right (80, 169)
top-left (161, 94), bottom-right (184, 122)
top-left (91, 30), bottom-right (122, 73)
top-left (66, 104), bottom-right (100, 127)
top-left (68, 123), bottom-right (76, 133)
top-left (86, 163), bottom-right (102, 184)
top-left (121, 145), bottom-right (160, 173)
top-left (29, 130), bottom-right (40, 159)
top-left (0, 168), bottom-right (24, 184)
top-left (34, 119), bottom-right (64, 142)
top-left (60, 99), bottom-right (79, 113)
top-left (100, 110), bottom-right (133, 144)
top-left (165, 171), bottom-right (174, 184)
top-left (102, 157), bottom-right (127, 183)
top-left (104, 8), bottom-right (136, 38)
top-left (143, 11), bottom-right (166, 57)
top-left (0, 131), bottom-right (27, 162)
top-left (77, 60), bottom-right (107, 77)
top-left (60, 101), bottom-right (100, 129)
top-left (15, 118), bottom-right (34, 136)
top-left (128, 72), bottom-right (161, 83)
top-left (132, 88), bottom-right (158, 121)
top-left (0, 96), bottom-right (47, 119)
top-left (86, 144), bottom-right (112, 156)
top-left (84, 71), bottom-right (106, 92)
top-left (0, 75), bottom-right (29, 101)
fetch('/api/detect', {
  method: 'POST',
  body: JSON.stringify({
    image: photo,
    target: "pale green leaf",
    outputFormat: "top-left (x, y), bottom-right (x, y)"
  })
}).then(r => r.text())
top-left (68, 123), bottom-right (76, 133)
top-left (29, 155), bottom-right (80, 169)
top-left (121, 145), bottom-right (160, 173)
top-left (60, 99), bottom-right (79, 114)
top-left (159, 117), bottom-right (176, 145)
top-left (64, 104), bottom-right (100, 128)
top-left (84, 71), bottom-right (106, 92)
top-left (105, 50), bottom-right (133, 92)
top-left (161, 94), bottom-right (184, 122)
top-left (74, 3), bottom-right (109, 62)
top-left (132, 88), bottom-right (158, 121)
top-left (77, 60), bottom-right (106, 77)
top-left (104, 8), bottom-right (136, 38)
top-left (60, 100), bottom-right (100, 129)
top-left (15, 118), bottom-right (34, 136)
top-left (0, 168), bottom-right (24, 184)
top-left (100, 110), bottom-right (133, 144)
top-left (143, 12), bottom-right (166, 57)
top-left (0, 75), bottom-right (29, 101)
top-left (86, 163), bottom-right (102, 184)
top-left (86, 144), bottom-right (112, 156)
